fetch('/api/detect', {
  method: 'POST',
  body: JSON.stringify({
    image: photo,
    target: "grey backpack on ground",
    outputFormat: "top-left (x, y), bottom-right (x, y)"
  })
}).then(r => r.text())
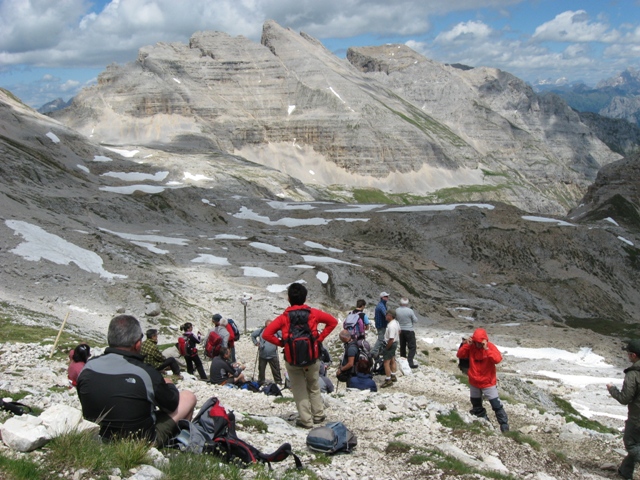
top-left (306, 422), bottom-right (357, 454)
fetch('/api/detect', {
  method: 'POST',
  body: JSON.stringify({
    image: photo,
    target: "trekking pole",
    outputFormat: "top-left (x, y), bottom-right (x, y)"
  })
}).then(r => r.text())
top-left (252, 347), bottom-right (259, 381)
top-left (50, 311), bottom-right (70, 358)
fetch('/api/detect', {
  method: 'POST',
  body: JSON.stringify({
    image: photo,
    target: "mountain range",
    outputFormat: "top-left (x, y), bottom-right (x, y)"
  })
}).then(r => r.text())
top-left (49, 20), bottom-right (623, 216)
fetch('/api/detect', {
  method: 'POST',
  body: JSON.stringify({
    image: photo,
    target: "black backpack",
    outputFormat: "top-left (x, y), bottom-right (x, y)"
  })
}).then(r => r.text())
top-left (337, 341), bottom-right (372, 382)
top-left (169, 397), bottom-right (302, 469)
top-left (284, 308), bottom-right (317, 366)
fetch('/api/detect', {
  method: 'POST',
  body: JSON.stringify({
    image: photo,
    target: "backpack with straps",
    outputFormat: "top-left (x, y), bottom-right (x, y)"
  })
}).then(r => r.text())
top-left (284, 308), bottom-right (317, 366)
top-left (227, 318), bottom-right (241, 341)
top-left (337, 341), bottom-right (372, 382)
top-left (169, 397), bottom-right (302, 469)
top-left (205, 330), bottom-right (223, 358)
top-left (306, 422), bottom-right (357, 454)
top-left (343, 311), bottom-right (366, 341)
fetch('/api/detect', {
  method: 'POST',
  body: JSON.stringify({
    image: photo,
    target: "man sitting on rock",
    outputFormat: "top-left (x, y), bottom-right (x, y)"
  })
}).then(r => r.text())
top-left (140, 328), bottom-right (181, 376)
top-left (77, 315), bottom-right (196, 446)
top-left (209, 347), bottom-right (246, 386)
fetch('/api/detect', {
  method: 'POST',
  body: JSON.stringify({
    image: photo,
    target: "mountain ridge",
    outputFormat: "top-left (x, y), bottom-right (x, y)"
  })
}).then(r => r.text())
top-left (50, 20), bottom-right (620, 215)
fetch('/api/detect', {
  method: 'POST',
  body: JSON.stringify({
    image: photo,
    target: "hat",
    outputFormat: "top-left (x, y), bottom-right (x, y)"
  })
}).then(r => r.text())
top-left (212, 313), bottom-right (222, 323)
top-left (380, 291), bottom-right (390, 298)
top-left (624, 339), bottom-right (640, 355)
top-left (400, 298), bottom-right (409, 306)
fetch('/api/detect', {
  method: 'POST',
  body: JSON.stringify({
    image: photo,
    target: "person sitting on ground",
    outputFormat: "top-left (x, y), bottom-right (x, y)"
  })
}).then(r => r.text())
top-left (336, 329), bottom-right (358, 382)
top-left (347, 359), bottom-right (378, 392)
top-left (209, 347), bottom-right (246, 386)
top-left (77, 315), bottom-right (197, 446)
top-left (67, 343), bottom-right (90, 387)
top-left (141, 328), bottom-right (181, 376)
top-left (318, 361), bottom-right (335, 393)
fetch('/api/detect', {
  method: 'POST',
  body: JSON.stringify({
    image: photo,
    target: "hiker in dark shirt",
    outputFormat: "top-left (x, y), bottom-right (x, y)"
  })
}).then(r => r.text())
top-left (209, 347), bottom-right (246, 385)
top-left (77, 315), bottom-right (196, 446)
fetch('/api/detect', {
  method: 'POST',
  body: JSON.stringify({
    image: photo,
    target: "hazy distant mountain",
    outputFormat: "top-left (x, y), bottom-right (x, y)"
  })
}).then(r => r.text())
top-left (51, 21), bottom-right (619, 216)
top-left (37, 97), bottom-right (72, 114)
top-left (540, 68), bottom-right (640, 128)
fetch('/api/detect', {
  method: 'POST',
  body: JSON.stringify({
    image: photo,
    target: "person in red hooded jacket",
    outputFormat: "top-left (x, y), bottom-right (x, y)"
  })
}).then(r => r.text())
top-left (456, 328), bottom-right (509, 432)
top-left (262, 282), bottom-right (338, 429)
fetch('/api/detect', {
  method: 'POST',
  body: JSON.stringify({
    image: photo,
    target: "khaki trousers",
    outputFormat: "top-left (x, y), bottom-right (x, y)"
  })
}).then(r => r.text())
top-left (285, 360), bottom-right (323, 427)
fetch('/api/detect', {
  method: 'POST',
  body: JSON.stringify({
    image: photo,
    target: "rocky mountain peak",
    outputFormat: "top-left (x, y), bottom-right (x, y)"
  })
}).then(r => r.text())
top-left (51, 20), bottom-right (620, 215)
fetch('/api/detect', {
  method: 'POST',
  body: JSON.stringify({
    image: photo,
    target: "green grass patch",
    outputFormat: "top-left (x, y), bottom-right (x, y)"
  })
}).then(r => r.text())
top-left (454, 374), bottom-right (470, 387)
top-left (552, 396), bottom-right (618, 434)
top-left (389, 416), bottom-right (403, 422)
top-left (273, 397), bottom-right (295, 404)
top-left (385, 441), bottom-right (412, 454)
top-left (564, 316), bottom-right (640, 338)
top-left (44, 430), bottom-right (151, 476)
top-left (0, 452), bottom-right (44, 480)
top-left (310, 453), bottom-right (332, 465)
top-left (481, 169), bottom-right (510, 178)
top-left (237, 416), bottom-right (268, 433)
top-left (419, 448), bottom-right (520, 479)
top-left (503, 431), bottom-right (540, 450)
top-left (436, 409), bottom-right (485, 433)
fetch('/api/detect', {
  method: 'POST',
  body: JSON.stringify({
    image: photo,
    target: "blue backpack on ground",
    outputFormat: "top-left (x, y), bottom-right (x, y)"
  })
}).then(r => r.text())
top-left (306, 422), bottom-right (357, 454)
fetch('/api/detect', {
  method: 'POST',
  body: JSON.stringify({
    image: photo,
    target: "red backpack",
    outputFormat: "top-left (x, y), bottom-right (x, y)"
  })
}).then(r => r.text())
top-left (205, 331), bottom-right (223, 358)
top-left (177, 337), bottom-right (188, 357)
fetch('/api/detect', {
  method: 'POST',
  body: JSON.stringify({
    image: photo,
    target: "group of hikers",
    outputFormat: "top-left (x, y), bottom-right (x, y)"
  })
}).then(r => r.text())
top-left (66, 282), bottom-right (640, 478)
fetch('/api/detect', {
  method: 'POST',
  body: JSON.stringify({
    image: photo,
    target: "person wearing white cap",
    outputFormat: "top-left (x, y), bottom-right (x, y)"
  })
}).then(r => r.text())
top-left (371, 292), bottom-right (389, 358)
top-left (396, 297), bottom-right (419, 368)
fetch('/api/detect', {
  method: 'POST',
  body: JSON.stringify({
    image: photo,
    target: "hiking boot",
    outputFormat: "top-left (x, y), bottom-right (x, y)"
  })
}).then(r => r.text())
top-left (295, 420), bottom-right (312, 429)
top-left (313, 415), bottom-right (326, 424)
top-left (391, 374), bottom-right (397, 382)
top-left (500, 424), bottom-right (510, 433)
top-left (409, 363), bottom-right (419, 369)
top-left (381, 379), bottom-right (393, 388)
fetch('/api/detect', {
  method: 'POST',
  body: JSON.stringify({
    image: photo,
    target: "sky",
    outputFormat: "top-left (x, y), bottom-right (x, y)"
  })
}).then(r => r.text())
top-left (0, 0), bottom-right (639, 108)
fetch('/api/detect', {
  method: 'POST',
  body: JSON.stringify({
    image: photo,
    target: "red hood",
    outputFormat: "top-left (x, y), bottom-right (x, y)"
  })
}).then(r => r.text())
top-left (471, 328), bottom-right (488, 343)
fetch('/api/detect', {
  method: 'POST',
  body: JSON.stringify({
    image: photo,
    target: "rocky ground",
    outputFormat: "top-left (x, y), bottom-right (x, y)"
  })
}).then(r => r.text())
top-left (0, 314), bottom-right (633, 480)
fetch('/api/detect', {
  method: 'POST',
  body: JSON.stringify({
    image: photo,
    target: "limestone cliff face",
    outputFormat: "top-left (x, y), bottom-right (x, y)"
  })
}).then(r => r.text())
top-left (53, 21), bottom-right (620, 214)
top-left (347, 45), bottom-right (620, 214)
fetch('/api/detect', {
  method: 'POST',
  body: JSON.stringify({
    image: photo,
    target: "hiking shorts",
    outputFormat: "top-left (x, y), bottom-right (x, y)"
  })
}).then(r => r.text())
top-left (155, 411), bottom-right (178, 447)
top-left (382, 341), bottom-right (398, 361)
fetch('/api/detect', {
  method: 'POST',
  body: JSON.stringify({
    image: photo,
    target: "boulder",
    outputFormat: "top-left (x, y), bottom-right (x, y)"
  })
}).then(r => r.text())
top-left (0, 415), bottom-right (49, 452)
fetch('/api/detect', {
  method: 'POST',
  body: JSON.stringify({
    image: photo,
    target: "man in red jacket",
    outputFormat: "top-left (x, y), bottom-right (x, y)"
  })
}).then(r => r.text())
top-left (456, 328), bottom-right (509, 432)
top-left (262, 283), bottom-right (338, 428)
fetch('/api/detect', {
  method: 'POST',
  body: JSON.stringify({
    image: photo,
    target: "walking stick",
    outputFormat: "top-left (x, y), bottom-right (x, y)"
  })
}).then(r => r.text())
top-left (50, 311), bottom-right (70, 358)
top-left (252, 346), bottom-right (259, 381)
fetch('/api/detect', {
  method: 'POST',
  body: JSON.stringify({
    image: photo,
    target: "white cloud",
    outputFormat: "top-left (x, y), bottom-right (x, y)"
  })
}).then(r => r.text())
top-left (532, 10), bottom-right (620, 43)
top-left (0, 0), bottom-right (522, 68)
top-left (434, 20), bottom-right (494, 44)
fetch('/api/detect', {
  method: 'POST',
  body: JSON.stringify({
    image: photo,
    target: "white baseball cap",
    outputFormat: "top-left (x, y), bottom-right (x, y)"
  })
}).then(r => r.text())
top-left (380, 291), bottom-right (390, 298)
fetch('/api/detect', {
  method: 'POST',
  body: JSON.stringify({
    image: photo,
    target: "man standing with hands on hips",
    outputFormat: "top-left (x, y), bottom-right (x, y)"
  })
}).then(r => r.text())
top-left (607, 340), bottom-right (640, 480)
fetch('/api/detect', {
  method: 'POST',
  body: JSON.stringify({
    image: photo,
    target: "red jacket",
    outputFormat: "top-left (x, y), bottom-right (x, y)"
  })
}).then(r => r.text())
top-left (456, 328), bottom-right (502, 389)
top-left (262, 304), bottom-right (338, 364)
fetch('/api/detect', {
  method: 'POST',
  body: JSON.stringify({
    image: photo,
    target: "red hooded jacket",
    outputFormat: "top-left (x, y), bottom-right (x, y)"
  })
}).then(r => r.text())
top-left (262, 304), bottom-right (338, 364)
top-left (456, 328), bottom-right (502, 389)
